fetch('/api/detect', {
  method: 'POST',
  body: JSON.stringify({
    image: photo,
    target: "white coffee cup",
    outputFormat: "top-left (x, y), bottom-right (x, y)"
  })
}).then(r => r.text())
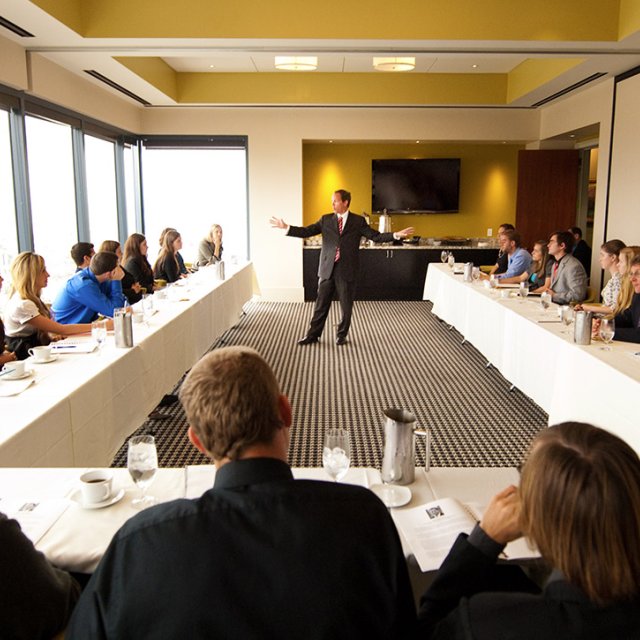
top-left (28, 345), bottom-right (52, 362)
top-left (2, 361), bottom-right (26, 378)
top-left (79, 470), bottom-right (113, 505)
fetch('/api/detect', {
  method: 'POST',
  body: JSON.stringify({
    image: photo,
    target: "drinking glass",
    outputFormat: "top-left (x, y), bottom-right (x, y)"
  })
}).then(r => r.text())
top-left (91, 319), bottom-right (108, 352)
top-left (447, 253), bottom-right (455, 270)
top-left (440, 250), bottom-right (448, 264)
top-left (127, 435), bottom-right (158, 509)
top-left (489, 274), bottom-right (498, 291)
top-left (560, 305), bottom-right (574, 334)
top-left (322, 429), bottom-right (350, 482)
top-left (472, 267), bottom-right (480, 284)
top-left (540, 291), bottom-right (552, 310)
top-left (599, 318), bottom-right (615, 350)
top-left (141, 294), bottom-right (154, 325)
top-left (518, 282), bottom-right (529, 302)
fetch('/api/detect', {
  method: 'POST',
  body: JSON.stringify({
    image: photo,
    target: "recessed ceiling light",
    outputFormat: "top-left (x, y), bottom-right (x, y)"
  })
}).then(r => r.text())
top-left (416, 140), bottom-right (420, 144)
top-left (275, 56), bottom-right (318, 71)
top-left (472, 64), bottom-right (478, 69)
top-left (373, 57), bottom-right (415, 72)
top-left (208, 64), bottom-right (215, 69)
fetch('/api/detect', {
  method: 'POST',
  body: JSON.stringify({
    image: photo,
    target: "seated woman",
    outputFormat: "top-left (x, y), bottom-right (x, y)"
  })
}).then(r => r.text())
top-left (100, 239), bottom-right (143, 304)
top-left (122, 233), bottom-right (155, 295)
top-left (159, 227), bottom-right (188, 276)
top-left (612, 245), bottom-right (640, 316)
top-left (495, 240), bottom-right (552, 292)
top-left (196, 224), bottom-right (223, 267)
top-left (580, 239), bottom-right (626, 313)
top-left (153, 229), bottom-right (182, 284)
top-left (0, 273), bottom-right (17, 366)
top-left (3, 252), bottom-right (94, 360)
top-left (418, 421), bottom-right (640, 639)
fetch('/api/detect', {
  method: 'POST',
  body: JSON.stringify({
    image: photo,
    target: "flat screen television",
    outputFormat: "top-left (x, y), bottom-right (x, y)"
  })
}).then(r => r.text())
top-left (371, 158), bottom-right (460, 213)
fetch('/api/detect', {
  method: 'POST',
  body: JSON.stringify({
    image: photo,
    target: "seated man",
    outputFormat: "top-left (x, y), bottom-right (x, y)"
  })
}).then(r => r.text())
top-left (569, 226), bottom-right (592, 276)
top-left (612, 255), bottom-right (640, 343)
top-left (70, 242), bottom-right (95, 272)
top-left (488, 223), bottom-right (515, 275)
top-left (67, 347), bottom-right (416, 639)
top-left (547, 230), bottom-right (587, 304)
top-left (52, 252), bottom-right (126, 324)
top-left (1, 512), bottom-right (81, 638)
top-left (492, 229), bottom-right (531, 280)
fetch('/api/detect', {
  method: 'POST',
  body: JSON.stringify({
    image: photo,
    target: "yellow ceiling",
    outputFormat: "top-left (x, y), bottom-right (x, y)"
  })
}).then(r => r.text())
top-left (6, 0), bottom-right (640, 106)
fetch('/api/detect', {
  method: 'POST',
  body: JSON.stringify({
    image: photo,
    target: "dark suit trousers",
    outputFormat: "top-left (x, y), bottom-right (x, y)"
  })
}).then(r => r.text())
top-left (308, 260), bottom-right (356, 339)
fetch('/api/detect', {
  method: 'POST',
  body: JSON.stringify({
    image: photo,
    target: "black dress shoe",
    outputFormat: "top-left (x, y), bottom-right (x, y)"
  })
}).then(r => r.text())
top-left (297, 335), bottom-right (319, 345)
top-left (336, 336), bottom-right (347, 346)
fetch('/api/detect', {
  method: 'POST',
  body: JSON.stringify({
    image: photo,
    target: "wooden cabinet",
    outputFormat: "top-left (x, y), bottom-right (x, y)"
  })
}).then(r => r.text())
top-left (303, 247), bottom-right (498, 301)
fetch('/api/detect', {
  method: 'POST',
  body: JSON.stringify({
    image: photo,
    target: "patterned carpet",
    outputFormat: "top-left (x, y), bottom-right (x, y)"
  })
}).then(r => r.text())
top-left (112, 300), bottom-right (548, 468)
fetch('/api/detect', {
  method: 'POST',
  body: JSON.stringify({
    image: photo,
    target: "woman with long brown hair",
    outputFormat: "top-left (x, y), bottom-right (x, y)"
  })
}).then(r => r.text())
top-left (3, 252), bottom-right (93, 359)
top-left (153, 229), bottom-right (182, 283)
top-left (122, 233), bottom-right (154, 294)
top-left (418, 422), bottom-right (640, 638)
top-left (99, 239), bottom-right (143, 304)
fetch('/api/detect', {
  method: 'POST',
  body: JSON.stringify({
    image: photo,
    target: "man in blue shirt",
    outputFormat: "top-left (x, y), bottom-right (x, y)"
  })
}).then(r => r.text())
top-left (494, 229), bottom-right (532, 279)
top-left (52, 251), bottom-right (126, 324)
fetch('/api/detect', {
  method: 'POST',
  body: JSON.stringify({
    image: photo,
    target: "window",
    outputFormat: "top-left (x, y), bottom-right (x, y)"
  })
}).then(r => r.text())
top-left (0, 109), bottom-right (18, 274)
top-left (141, 144), bottom-right (248, 266)
top-left (85, 134), bottom-right (119, 246)
top-left (25, 115), bottom-right (78, 300)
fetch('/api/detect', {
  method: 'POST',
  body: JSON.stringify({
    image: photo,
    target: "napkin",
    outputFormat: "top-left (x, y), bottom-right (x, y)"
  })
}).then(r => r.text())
top-left (0, 377), bottom-right (36, 397)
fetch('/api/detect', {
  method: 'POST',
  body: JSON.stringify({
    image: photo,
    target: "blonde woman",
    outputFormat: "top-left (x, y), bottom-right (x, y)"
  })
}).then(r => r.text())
top-left (0, 273), bottom-right (17, 365)
top-left (196, 224), bottom-right (223, 267)
top-left (419, 422), bottom-right (640, 638)
top-left (3, 252), bottom-right (95, 359)
top-left (613, 245), bottom-right (640, 316)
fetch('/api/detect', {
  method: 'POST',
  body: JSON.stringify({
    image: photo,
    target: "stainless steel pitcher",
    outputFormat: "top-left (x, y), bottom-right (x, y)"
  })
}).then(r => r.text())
top-left (381, 409), bottom-right (416, 485)
top-left (378, 209), bottom-right (392, 234)
top-left (574, 310), bottom-right (593, 345)
top-left (216, 260), bottom-right (226, 280)
top-left (463, 262), bottom-right (473, 282)
top-left (114, 307), bottom-right (133, 348)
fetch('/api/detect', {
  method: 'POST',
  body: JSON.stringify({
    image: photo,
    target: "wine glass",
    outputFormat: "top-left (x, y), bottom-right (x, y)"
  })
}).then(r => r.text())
top-left (91, 319), bottom-right (108, 353)
top-left (440, 250), bottom-right (448, 264)
top-left (518, 282), bottom-right (529, 303)
top-left (599, 318), bottom-right (615, 350)
top-left (540, 291), bottom-right (552, 310)
top-left (560, 305), bottom-right (574, 334)
top-left (322, 429), bottom-right (350, 482)
top-left (127, 434), bottom-right (158, 509)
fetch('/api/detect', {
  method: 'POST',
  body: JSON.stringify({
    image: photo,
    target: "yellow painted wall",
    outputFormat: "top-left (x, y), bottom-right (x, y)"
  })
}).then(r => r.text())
top-left (303, 143), bottom-right (522, 237)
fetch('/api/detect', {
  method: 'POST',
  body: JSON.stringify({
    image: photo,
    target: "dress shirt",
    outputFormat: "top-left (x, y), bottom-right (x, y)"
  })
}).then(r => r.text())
top-left (68, 457), bottom-right (416, 639)
top-left (51, 268), bottom-right (126, 324)
top-left (496, 247), bottom-right (532, 279)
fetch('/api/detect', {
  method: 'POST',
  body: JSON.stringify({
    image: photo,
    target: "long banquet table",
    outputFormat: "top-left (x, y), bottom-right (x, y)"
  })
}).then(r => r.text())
top-left (0, 465), bottom-right (520, 574)
top-left (0, 262), bottom-right (256, 467)
top-left (423, 263), bottom-right (640, 452)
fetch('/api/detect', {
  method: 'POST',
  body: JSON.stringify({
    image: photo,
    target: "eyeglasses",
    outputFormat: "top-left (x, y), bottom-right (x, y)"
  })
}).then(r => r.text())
top-left (630, 270), bottom-right (640, 278)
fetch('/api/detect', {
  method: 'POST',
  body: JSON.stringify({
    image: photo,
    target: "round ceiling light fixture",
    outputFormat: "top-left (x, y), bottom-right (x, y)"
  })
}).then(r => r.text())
top-left (275, 56), bottom-right (318, 71)
top-left (373, 57), bottom-right (415, 72)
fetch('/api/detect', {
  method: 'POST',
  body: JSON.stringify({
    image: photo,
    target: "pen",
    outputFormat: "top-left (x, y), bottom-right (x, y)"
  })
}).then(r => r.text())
top-left (53, 344), bottom-right (77, 349)
top-left (537, 320), bottom-right (561, 323)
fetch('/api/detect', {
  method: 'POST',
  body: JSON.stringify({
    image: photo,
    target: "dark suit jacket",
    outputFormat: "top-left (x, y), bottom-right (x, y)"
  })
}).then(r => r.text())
top-left (614, 292), bottom-right (640, 343)
top-left (418, 533), bottom-right (640, 640)
top-left (572, 238), bottom-right (592, 275)
top-left (288, 212), bottom-right (394, 281)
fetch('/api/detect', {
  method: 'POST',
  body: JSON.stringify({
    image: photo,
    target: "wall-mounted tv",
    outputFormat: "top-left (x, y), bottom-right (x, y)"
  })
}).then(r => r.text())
top-left (371, 158), bottom-right (460, 213)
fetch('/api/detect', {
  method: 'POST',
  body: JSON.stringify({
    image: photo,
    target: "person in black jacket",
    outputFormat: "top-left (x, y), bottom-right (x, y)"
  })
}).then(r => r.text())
top-left (569, 226), bottom-right (593, 276)
top-left (418, 421), bottom-right (640, 639)
top-left (122, 233), bottom-right (155, 294)
top-left (270, 189), bottom-right (413, 345)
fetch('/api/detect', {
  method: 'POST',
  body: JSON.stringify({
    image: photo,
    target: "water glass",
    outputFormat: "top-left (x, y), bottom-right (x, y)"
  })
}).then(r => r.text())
top-left (440, 250), bottom-right (448, 264)
top-left (540, 291), bottom-right (552, 310)
top-left (560, 305), bottom-right (574, 334)
top-left (141, 294), bottom-right (154, 324)
top-left (91, 319), bottom-right (108, 352)
top-left (447, 253), bottom-right (455, 270)
top-left (322, 429), bottom-right (351, 482)
top-left (518, 282), bottom-right (529, 302)
top-left (127, 435), bottom-right (158, 509)
top-left (472, 267), bottom-right (480, 283)
top-left (599, 318), bottom-right (615, 350)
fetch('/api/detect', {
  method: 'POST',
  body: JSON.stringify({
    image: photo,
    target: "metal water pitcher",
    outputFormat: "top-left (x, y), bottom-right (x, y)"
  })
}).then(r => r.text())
top-left (114, 307), bottom-right (133, 348)
top-left (216, 260), bottom-right (226, 280)
top-left (378, 209), bottom-right (392, 234)
top-left (463, 262), bottom-right (473, 282)
top-left (574, 310), bottom-right (593, 345)
top-left (381, 409), bottom-right (416, 485)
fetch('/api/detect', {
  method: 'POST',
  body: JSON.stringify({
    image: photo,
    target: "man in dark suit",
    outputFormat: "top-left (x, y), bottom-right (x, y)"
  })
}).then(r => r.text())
top-left (270, 189), bottom-right (413, 345)
top-left (569, 226), bottom-right (592, 276)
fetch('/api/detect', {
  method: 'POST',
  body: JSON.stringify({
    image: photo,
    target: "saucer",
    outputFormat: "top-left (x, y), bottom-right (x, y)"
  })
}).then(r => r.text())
top-left (369, 484), bottom-right (412, 508)
top-left (72, 488), bottom-right (125, 510)
top-left (31, 355), bottom-right (58, 364)
top-left (1, 369), bottom-right (33, 381)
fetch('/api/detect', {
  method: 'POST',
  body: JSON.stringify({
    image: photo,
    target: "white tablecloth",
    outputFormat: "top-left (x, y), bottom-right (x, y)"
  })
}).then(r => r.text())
top-left (0, 263), bottom-right (256, 467)
top-left (0, 465), bottom-right (519, 574)
top-left (423, 263), bottom-right (640, 451)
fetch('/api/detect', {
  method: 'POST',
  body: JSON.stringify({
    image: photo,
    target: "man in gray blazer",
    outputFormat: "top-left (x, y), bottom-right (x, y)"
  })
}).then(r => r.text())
top-left (548, 230), bottom-right (588, 304)
top-left (270, 189), bottom-right (413, 345)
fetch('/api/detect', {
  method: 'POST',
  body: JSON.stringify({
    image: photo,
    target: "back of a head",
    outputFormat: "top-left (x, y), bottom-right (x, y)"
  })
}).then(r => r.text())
top-left (569, 226), bottom-right (582, 238)
top-left (71, 242), bottom-right (94, 267)
top-left (179, 347), bottom-right (282, 461)
top-left (159, 227), bottom-right (177, 247)
top-left (100, 240), bottom-right (120, 255)
top-left (520, 422), bottom-right (640, 605)
top-left (90, 252), bottom-right (119, 276)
